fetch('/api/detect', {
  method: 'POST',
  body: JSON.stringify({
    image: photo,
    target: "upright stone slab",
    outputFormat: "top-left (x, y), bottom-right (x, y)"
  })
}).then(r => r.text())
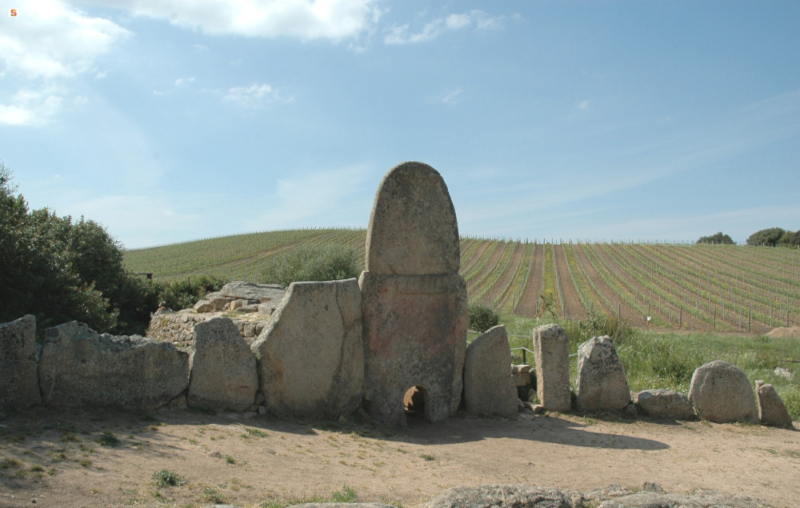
top-left (463, 325), bottom-right (518, 418)
top-left (251, 279), bottom-right (363, 419)
top-left (361, 162), bottom-right (467, 426)
top-left (575, 336), bottom-right (631, 413)
top-left (755, 380), bottom-right (793, 429)
top-left (688, 360), bottom-right (757, 423)
top-left (0, 315), bottom-right (41, 409)
top-left (532, 324), bottom-right (570, 412)
top-left (38, 322), bottom-right (189, 410)
top-left (188, 317), bottom-right (258, 412)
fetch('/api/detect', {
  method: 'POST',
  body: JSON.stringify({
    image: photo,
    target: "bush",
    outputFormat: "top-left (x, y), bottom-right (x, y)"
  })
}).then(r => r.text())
top-left (747, 227), bottom-right (787, 247)
top-left (468, 304), bottom-right (499, 333)
top-left (697, 232), bottom-right (734, 245)
top-left (261, 244), bottom-right (361, 286)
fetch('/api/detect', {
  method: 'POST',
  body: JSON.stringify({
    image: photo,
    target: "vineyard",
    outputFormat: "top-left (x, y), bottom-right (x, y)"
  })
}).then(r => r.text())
top-left (124, 229), bottom-right (800, 333)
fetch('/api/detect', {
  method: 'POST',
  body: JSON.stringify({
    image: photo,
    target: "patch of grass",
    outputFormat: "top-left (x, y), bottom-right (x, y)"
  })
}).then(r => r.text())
top-left (224, 455), bottom-right (236, 464)
top-left (243, 428), bottom-right (268, 439)
top-left (201, 487), bottom-right (226, 504)
top-left (60, 432), bottom-right (80, 443)
top-left (152, 469), bottom-right (186, 487)
top-left (420, 454), bottom-right (435, 461)
top-left (79, 458), bottom-right (92, 468)
top-left (29, 465), bottom-right (45, 472)
top-left (96, 431), bottom-right (121, 447)
top-left (1, 457), bottom-right (23, 469)
top-left (331, 485), bottom-right (359, 503)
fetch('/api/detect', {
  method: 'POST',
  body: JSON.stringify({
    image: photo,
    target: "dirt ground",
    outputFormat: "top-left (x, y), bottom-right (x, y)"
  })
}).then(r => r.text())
top-left (1, 408), bottom-right (798, 508)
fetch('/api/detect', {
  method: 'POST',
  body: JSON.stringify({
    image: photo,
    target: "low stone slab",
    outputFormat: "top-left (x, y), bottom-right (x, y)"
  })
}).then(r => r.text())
top-left (464, 325), bottom-right (518, 418)
top-left (194, 300), bottom-right (215, 313)
top-left (634, 389), bottom-right (695, 420)
top-left (576, 336), bottom-right (630, 413)
top-left (688, 360), bottom-right (757, 423)
top-left (756, 380), bottom-right (793, 429)
top-left (39, 321), bottom-right (189, 410)
top-left (511, 365), bottom-right (531, 387)
top-left (251, 279), bottom-right (363, 419)
top-left (220, 281), bottom-right (285, 304)
top-left (423, 485), bottom-right (572, 508)
top-left (533, 324), bottom-right (571, 412)
top-left (0, 315), bottom-right (41, 409)
top-left (188, 317), bottom-right (258, 412)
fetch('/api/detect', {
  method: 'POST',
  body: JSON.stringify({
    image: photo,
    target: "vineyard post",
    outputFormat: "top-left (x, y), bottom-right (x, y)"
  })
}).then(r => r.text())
top-left (680, 307), bottom-right (682, 329)
top-left (722, 301), bottom-right (725, 322)
top-left (617, 302), bottom-right (620, 321)
top-left (713, 307), bottom-right (716, 330)
top-left (788, 309), bottom-right (790, 327)
top-left (749, 304), bottom-right (752, 332)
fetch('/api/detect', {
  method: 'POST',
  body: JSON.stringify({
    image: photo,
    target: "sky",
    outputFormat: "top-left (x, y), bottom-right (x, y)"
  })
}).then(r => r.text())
top-left (1, 0), bottom-right (798, 249)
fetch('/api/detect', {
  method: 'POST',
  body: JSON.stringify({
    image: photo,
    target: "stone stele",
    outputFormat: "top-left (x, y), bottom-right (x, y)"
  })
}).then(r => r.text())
top-left (251, 278), bottom-right (363, 419)
top-left (188, 317), bottom-right (258, 412)
top-left (38, 321), bottom-right (189, 410)
top-left (463, 325), bottom-right (518, 418)
top-left (575, 336), bottom-right (631, 413)
top-left (755, 380), bottom-right (794, 429)
top-left (360, 162), bottom-right (467, 426)
top-left (0, 315), bottom-right (41, 409)
top-left (532, 323), bottom-right (571, 412)
top-left (688, 360), bottom-right (757, 423)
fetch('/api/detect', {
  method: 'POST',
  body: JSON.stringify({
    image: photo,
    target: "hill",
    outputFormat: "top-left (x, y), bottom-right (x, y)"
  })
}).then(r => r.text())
top-left (124, 228), bottom-right (800, 333)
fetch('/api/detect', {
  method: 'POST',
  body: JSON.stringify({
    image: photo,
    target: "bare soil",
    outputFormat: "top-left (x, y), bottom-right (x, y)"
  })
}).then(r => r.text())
top-left (572, 245), bottom-right (641, 324)
top-left (483, 243), bottom-right (525, 308)
top-left (1, 408), bottom-right (797, 508)
top-left (515, 244), bottom-right (544, 318)
top-left (553, 245), bottom-right (587, 321)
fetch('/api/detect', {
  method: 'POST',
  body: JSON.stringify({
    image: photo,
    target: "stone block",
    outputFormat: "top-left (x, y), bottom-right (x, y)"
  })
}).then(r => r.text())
top-left (688, 360), bottom-right (757, 423)
top-left (576, 336), bottom-right (630, 412)
top-left (533, 324), bottom-right (571, 412)
top-left (464, 325), bottom-right (518, 418)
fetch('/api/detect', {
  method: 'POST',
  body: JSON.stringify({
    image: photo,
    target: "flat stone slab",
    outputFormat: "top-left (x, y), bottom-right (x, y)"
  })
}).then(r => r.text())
top-left (634, 389), bottom-right (695, 420)
top-left (533, 324), bottom-right (570, 412)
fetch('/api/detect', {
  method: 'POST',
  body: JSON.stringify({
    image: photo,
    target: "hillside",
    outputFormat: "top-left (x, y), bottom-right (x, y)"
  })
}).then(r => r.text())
top-left (124, 228), bottom-right (800, 332)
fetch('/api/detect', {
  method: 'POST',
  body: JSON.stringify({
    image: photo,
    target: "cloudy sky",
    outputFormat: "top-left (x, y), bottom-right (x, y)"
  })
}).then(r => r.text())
top-left (1, 0), bottom-right (798, 249)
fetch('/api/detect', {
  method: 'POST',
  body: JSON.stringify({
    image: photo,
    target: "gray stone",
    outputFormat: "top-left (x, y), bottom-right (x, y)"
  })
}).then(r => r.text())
top-left (576, 336), bottom-right (630, 413)
top-left (204, 292), bottom-right (236, 311)
top-left (188, 317), bottom-right (258, 412)
top-left (774, 366), bottom-right (793, 380)
top-left (463, 325), bottom-right (518, 418)
top-left (258, 303), bottom-right (275, 316)
top-left (634, 389), bottom-right (695, 420)
top-left (38, 322), bottom-right (189, 410)
top-left (220, 281), bottom-right (285, 303)
top-left (251, 279), bottom-right (363, 419)
top-left (291, 505), bottom-right (394, 508)
top-left (194, 300), bottom-right (215, 313)
top-left (365, 162), bottom-right (460, 276)
top-left (595, 489), bottom-right (768, 508)
top-left (533, 324), bottom-right (571, 412)
top-left (238, 304), bottom-right (260, 313)
top-left (0, 315), bottom-right (41, 409)
top-left (756, 380), bottom-right (794, 429)
top-left (511, 364), bottom-right (531, 387)
top-left (688, 360), bottom-right (757, 423)
top-left (423, 485), bottom-right (572, 508)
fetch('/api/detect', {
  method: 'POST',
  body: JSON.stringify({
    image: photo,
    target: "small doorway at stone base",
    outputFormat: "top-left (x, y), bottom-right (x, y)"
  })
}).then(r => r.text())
top-left (403, 386), bottom-right (427, 422)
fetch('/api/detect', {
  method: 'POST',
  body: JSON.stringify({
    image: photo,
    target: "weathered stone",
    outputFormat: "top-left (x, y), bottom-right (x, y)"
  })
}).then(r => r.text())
top-left (239, 304), bottom-right (260, 313)
top-left (756, 380), bottom-right (794, 429)
top-left (688, 360), bottom-right (757, 423)
top-left (204, 292), bottom-right (236, 311)
top-left (194, 300), bottom-right (215, 313)
top-left (634, 389), bottom-right (695, 420)
top-left (533, 324), bottom-right (571, 412)
top-left (258, 303), bottom-right (275, 316)
top-left (365, 162), bottom-right (460, 276)
top-left (38, 322), bottom-right (189, 410)
top-left (511, 364), bottom-right (531, 387)
top-left (220, 281), bottom-right (285, 303)
top-left (251, 279), bottom-right (363, 419)
top-left (423, 485), bottom-right (571, 508)
top-left (291, 504), bottom-right (395, 508)
top-left (0, 315), bottom-right (41, 409)
top-left (188, 318), bottom-right (258, 412)
top-left (360, 272), bottom-right (466, 425)
top-left (576, 336), bottom-right (630, 413)
top-left (463, 325), bottom-right (518, 418)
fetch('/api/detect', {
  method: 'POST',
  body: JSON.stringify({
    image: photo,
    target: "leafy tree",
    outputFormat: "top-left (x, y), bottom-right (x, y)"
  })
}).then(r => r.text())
top-left (778, 230), bottom-right (800, 247)
top-left (747, 228), bottom-right (787, 247)
top-left (697, 232), bottom-right (734, 245)
top-left (468, 304), bottom-right (499, 333)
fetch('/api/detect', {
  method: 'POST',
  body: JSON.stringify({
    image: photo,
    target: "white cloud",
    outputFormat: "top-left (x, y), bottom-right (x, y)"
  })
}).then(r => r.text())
top-left (223, 84), bottom-right (290, 107)
top-left (0, 0), bottom-right (130, 79)
top-left (77, 0), bottom-right (382, 40)
top-left (0, 87), bottom-right (65, 126)
top-left (384, 10), bottom-right (506, 44)
top-left (577, 100), bottom-right (590, 110)
top-left (440, 89), bottom-right (462, 105)
top-left (174, 77), bottom-right (195, 86)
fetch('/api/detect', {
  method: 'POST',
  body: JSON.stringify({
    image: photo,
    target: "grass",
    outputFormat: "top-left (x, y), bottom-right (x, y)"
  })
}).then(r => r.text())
top-left (152, 469), bottom-right (186, 487)
top-left (96, 431), bottom-right (121, 447)
top-left (258, 485), bottom-right (360, 508)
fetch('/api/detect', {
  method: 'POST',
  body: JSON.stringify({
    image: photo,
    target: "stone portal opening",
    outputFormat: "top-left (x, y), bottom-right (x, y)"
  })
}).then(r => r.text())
top-left (403, 386), bottom-right (426, 419)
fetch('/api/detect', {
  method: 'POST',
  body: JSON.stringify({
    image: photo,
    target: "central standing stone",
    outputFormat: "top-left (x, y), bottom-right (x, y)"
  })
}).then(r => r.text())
top-left (360, 162), bottom-right (467, 426)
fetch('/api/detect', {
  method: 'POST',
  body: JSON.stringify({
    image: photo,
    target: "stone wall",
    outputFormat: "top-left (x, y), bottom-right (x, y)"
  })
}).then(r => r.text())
top-left (147, 309), bottom-right (271, 350)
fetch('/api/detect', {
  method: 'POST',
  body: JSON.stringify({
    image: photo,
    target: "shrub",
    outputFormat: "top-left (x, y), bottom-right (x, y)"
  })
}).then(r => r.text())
top-left (697, 232), bottom-right (734, 245)
top-left (261, 244), bottom-right (361, 286)
top-left (152, 469), bottom-right (186, 487)
top-left (747, 227), bottom-right (787, 247)
top-left (468, 304), bottom-right (499, 333)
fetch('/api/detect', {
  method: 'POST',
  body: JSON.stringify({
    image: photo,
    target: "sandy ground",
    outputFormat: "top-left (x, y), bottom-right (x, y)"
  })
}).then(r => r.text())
top-left (0, 407), bottom-right (798, 508)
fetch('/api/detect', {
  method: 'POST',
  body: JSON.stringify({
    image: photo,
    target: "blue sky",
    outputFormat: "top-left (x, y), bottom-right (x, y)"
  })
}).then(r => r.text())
top-left (1, 0), bottom-right (798, 249)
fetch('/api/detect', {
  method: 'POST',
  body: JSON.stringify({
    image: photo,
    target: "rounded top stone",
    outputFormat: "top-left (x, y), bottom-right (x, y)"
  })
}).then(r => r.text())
top-left (365, 162), bottom-right (460, 275)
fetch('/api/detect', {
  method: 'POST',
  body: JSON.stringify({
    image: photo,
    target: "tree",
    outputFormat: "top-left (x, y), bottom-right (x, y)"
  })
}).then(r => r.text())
top-left (778, 230), bottom-right (800, 247)
top-left (747, 228), bottom-right (787, 247)
top-left (697, 232), bottom-right (734, 245)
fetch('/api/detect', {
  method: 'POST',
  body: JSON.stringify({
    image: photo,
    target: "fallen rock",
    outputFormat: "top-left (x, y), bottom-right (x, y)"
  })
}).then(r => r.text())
top-left (204, 292), bottom-right (236, 311)
top-left (220, 281), bottom-right (285, 304)
top-left (463, 325), bottom-right (518, 418)
top-left (0, 315), bottom-right (41, 409)
top-left (188, 317), bottom-right (258, 412)
top-left (39, 321), bottom-right (189, 410)
top-left (774, 366), bottom-right (792, 380)
top-left (194, 300), bottom-right (216, 313)
top-left (290, 504), bottom-right (394, 508)
top-left (252, 279), bottom-right (363, 419)
top-left (575, 336), bottom-right (630, 413)
top-left (533, 324), bottom-right (571, 412)
top-left (688, 360), bottom-right (757, 423)
top-left (756, 380), bottom-right (794, 429)
top-left (634, 389), bottom-right (695, 420)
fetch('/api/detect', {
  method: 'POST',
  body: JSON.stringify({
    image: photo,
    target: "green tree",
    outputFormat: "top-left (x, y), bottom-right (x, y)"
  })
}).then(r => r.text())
top-left (747, 228), bottom-right (787, 247)
top-left (697, 232), bottom-right (734, 245)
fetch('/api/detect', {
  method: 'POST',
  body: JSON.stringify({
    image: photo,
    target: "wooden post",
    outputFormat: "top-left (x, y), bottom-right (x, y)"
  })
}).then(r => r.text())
top-left (749, 304), bottom-right (752, 332)
top-left (617, 302), bottom-right (621, 321)
top-left (522, 349), bottom-right (526, 364)
top-left (590, 301), bottom-right (593, 315)
top-left (713, 307), bottom-right (716, 330)
top-left (722, 301), bottom-right (725, 322)
top-left (680, 307), bottom-right (683, 329)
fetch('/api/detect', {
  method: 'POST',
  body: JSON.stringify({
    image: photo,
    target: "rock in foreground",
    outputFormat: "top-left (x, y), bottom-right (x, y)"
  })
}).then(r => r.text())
top-left (688, 360), bottom-right (757, 423)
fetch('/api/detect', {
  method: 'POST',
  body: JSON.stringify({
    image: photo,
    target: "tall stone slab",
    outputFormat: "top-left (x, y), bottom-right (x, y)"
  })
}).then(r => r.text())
top-left (463, 325), bottom-right (518, 418)
top-left (0, 315), bottom-right (41, 409)
top-left (252, 279), bottom-right (363, 419)
top-left (532, 324), bottom-right (571, 412)
top-left (361, 162), bottom-right (467, 426)
top-left (575, 336), bottom-right (631, 413)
